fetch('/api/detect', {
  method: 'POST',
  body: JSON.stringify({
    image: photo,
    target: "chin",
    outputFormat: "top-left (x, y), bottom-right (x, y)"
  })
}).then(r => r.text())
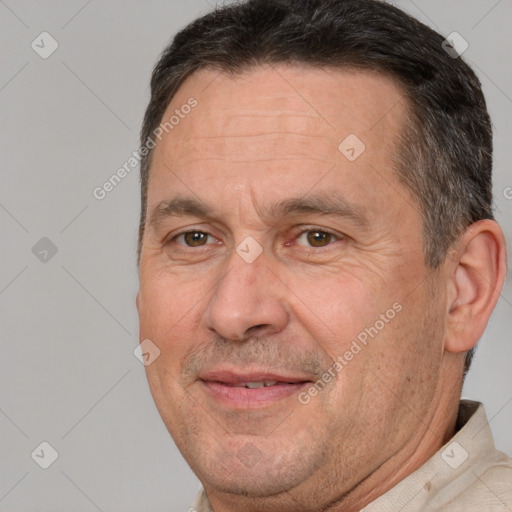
top-left (187, 436), bottom-right (316, 498)
top-left (199, 463), bottom-right (297, 498)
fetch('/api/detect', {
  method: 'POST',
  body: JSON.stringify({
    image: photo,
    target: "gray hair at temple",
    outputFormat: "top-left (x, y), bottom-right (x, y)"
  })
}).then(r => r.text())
top-left (138, 0), bottom-right (495, 372)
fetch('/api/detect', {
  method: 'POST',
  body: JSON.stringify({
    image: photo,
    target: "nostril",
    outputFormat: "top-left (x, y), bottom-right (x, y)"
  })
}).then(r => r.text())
top-left (245, 324), bottom-right (273, 338)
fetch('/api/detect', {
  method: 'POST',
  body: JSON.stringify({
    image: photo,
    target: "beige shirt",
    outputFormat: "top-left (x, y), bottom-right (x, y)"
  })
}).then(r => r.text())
top-left (190, 400), bottom-right (512, 511)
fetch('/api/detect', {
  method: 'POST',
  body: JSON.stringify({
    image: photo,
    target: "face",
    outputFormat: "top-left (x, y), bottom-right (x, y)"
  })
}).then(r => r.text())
top-left (137, 66), bottom-right (448, 510)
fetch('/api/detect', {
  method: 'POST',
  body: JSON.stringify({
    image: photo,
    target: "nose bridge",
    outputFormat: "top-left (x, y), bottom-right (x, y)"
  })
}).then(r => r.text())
top-left (218, 251), bottom-right (261, 299)
top-left (202, 248), bottom-right (288, 341)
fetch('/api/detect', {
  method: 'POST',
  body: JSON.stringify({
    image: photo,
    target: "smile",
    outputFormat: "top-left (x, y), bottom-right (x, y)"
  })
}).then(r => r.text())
top-left (199, 370), bottom-right (312, 409)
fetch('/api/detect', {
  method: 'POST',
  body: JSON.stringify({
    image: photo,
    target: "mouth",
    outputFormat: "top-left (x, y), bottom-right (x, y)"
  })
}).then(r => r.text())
top-left (220, 380), bottom-right (283, 388)
top-left (199, 370), bottom-right (312, 409)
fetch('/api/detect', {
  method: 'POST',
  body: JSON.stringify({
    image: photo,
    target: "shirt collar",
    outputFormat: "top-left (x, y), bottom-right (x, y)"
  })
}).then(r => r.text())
top-left (362, 400), bottom-right (492, 511)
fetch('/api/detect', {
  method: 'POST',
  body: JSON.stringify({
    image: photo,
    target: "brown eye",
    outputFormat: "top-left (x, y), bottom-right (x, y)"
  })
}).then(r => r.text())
top-left (304, 230), bottom-right (333, 247)
top-left (181, 231), bottom-right (209, 247)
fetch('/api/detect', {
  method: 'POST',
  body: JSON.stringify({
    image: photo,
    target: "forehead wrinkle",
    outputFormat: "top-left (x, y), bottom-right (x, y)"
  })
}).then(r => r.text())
top-left (172, 133), bottom-right (342, 166)
top-left (176, 132), bottom-right (337, 157)
top-left (197, 110), bottom-right (321, 117)
top-left (184, 132), bottom-right (332, 141)
top-left (169, 157), bottom-right (341, 166)
top-left (185, 109), bottom-right (333, 138)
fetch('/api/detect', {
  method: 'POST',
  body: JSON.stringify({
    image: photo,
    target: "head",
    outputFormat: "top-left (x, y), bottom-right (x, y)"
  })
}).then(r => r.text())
top-left (136, 1), bottom-right (506, 510)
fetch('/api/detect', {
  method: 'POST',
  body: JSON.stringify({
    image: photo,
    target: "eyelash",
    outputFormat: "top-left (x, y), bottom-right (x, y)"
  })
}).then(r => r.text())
top-left (172, 231), bottom-right (218, 247)
top-left (169, 226), bottom-right (344, 249)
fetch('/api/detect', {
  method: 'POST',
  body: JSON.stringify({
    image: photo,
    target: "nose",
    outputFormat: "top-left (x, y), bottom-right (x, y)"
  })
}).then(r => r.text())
top-left (202, 249), bottom-right (289, 341)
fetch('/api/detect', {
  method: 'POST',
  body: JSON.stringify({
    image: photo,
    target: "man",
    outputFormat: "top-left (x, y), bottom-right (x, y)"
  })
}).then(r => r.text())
top-left (136, 0), bottom-right (511, 510)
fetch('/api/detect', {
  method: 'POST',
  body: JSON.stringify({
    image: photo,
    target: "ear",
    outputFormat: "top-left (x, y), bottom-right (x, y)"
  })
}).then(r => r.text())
top-left (444, 219), bottom-right (507, 354)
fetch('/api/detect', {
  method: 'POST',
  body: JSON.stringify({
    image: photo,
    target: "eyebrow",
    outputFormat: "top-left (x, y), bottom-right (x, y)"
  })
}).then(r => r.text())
top-left (149, 197), bottom-right (216, 229)
top-left (270, 194), bottom-right (368, 227)
top-left (149, 193), bottom-right (368, 230)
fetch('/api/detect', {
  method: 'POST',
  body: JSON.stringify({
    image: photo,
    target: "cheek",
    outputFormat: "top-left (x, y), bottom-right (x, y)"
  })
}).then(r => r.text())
top-left (288, 265), bottom-right (432, 399)
top-left (139, 267), bottom-right (204, 328)
top-left (137, 269), bottom-right (209, 376)
top-left (284, 265), bottom-right (395, 348)
top-left (138, 271), bottom-right (205, 429)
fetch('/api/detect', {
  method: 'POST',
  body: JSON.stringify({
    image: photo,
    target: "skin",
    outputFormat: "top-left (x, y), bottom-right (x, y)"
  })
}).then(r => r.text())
top-left (137, 65), bottom-right (506, 511)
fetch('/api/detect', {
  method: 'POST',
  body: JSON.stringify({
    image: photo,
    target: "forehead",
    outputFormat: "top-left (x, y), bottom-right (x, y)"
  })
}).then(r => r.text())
top-left (148, 65), bottom-right (410, 212)
top-left (169, 65), bottom-right (405, 133)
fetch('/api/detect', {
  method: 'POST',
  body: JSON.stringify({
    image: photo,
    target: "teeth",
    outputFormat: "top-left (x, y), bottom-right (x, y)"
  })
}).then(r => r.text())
top-left (244, 381), bottom-right (278, 389)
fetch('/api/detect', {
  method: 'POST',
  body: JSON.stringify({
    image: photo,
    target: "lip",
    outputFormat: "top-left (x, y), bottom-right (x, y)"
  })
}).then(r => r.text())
top-left (199, 369), bottom-right (312, 409)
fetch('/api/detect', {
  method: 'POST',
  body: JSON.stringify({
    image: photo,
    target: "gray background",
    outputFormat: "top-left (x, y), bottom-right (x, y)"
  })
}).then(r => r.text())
top-left (0, 1), bottom-right (510, 511)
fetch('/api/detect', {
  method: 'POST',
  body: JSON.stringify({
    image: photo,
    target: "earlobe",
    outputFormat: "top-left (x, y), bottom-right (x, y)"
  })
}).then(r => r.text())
top-left (444, 220), bottom-right (506, 354)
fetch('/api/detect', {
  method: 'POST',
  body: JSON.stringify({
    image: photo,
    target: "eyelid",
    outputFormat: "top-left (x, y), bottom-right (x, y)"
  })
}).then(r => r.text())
top-left (292, 225), bottom-right (345, 240)
top-left (176, 233), bottom-right (213, 247)
top-left (165, 225), bottom-right (345, 249)
top-left (167, 227), bottom-right (220, 247)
